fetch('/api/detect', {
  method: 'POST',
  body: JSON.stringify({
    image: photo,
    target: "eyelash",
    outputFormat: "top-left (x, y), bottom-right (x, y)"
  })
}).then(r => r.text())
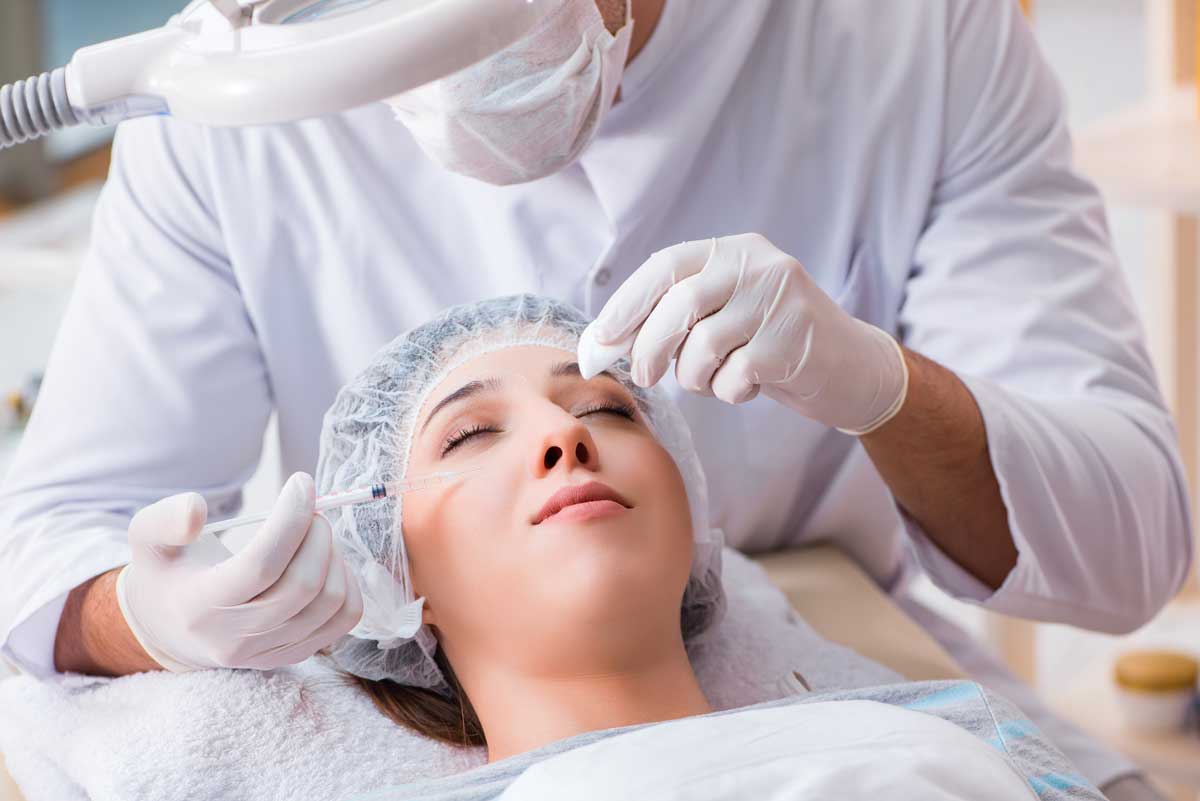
top-left (440, 401), bottom-right (637, 456)
top-left (441, 423), bottom-right (498, 456)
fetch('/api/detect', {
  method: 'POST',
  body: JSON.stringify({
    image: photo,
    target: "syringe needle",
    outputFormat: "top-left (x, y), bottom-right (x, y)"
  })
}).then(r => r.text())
top-left (200, 467), bottom-right (481, 536)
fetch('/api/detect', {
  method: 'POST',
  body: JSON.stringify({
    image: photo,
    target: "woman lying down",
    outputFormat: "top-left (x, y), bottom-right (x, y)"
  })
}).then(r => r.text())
top-left (316, 294), bottom-right (1102, 801)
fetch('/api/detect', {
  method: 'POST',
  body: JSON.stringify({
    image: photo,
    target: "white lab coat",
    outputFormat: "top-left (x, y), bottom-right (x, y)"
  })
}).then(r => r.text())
top-left (0, 0), bottom-right (1189, 787)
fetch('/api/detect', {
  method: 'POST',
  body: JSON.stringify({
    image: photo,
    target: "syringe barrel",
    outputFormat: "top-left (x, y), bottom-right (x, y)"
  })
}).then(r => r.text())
top-left (314, 486), bottom-right (376, 512)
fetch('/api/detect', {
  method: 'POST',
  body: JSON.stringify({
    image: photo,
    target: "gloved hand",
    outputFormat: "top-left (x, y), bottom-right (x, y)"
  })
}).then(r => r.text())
top-left (115, 472), bottom-right (364, 672)
top-left (579, 234), bottom-right (909, 435)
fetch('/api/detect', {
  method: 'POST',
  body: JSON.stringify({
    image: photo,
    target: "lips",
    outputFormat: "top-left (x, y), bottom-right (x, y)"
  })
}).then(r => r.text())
top-left (532, 480), bottom-right (632, 525)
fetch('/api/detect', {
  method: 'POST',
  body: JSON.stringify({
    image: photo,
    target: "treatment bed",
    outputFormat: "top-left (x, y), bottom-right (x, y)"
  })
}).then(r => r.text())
top-left (0, 544), bottom-right (965, 801)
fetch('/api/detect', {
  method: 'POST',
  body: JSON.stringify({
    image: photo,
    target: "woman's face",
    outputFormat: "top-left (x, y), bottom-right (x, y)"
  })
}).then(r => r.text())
top-left (402, 344), bottom-right (695, 679)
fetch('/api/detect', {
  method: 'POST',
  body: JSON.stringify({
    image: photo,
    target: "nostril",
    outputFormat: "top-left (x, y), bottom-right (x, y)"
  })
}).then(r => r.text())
top-left (544, 446), bottom-right (562, 470)
top-left (575, 442), bottom-right (589, 463)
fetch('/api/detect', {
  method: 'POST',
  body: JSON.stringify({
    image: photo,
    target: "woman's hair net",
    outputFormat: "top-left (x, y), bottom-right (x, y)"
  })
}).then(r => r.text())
top-left (316, 294), bottom-right (725, 696)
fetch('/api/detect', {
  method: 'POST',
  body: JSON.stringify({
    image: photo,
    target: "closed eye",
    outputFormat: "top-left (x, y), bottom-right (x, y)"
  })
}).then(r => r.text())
top-left (576, 401), bottom-right (636, 420)
top-left (441, 423), bottom-right (500, 456)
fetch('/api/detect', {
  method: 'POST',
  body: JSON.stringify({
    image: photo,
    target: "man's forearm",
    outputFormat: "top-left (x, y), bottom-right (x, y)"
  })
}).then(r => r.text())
top-left (54, 567), bottom-right (162, 676)
top-left (861, 347), bottom-right (1017, 590)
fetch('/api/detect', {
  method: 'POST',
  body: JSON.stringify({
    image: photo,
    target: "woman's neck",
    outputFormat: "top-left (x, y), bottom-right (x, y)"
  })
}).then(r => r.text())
top-left (466, 638), bottom-right (712, 763)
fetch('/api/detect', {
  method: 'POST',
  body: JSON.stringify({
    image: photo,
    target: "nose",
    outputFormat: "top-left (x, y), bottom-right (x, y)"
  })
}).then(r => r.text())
top-left (532, 412), bottom-right (601, 477)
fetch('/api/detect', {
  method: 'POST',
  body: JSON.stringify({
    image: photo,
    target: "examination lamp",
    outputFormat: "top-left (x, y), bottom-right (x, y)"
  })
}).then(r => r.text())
top-left (0, 0), bottom-right (546, 150)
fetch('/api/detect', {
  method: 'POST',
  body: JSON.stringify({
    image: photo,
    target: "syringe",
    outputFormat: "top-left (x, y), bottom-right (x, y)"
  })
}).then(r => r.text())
top-left (201, 467), bottom-right (482, 536)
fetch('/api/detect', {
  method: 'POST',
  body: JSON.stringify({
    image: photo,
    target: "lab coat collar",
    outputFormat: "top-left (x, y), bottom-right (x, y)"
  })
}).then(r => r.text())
top-left (613, 0), bottom-right (690, 107)
top-left (579, 2), bottom-right (775, 270)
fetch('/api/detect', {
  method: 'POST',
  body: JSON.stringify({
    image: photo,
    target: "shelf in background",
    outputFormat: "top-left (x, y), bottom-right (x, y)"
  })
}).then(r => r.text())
top-left (1075, 87), bottom-right (1200, 214)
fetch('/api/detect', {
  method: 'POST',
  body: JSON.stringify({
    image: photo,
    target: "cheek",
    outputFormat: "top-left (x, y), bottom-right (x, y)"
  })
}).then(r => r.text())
top-left (656, 454), bottom-right (696, 562)
top-left (607, 433), bottom-right (694, 554)
top-left (396, 456), bottom-right (524, 604)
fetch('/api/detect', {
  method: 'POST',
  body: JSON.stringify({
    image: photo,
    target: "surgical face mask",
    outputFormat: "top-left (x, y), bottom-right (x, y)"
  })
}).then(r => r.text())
top-left (385, 0), bottom-right (633, 185)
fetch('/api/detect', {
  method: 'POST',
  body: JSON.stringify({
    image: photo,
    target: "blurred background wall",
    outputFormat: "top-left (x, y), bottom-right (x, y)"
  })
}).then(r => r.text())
top-left (0, 1), bottom-right (50, 202)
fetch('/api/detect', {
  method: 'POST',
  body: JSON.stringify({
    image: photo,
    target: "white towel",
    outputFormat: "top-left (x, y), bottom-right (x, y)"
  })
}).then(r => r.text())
top-left (0, 550), bottom-right (900, 801)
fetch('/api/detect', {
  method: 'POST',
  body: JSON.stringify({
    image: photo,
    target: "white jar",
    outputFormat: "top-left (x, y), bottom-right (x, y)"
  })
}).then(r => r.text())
top-left (1113, 650), bottom-right (1198, 735)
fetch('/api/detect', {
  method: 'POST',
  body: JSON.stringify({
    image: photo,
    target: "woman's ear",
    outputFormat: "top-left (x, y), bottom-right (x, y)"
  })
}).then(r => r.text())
top-left (421, 598), bottom-right (437, 627)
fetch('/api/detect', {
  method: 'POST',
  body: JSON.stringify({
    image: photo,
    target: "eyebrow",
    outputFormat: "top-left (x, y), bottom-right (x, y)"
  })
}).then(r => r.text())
top-left (420, 377), bottom-right (503, 435)
top-left (419, 361), bottom-right (624, 436)
top-left (550, 360), bottom-right (627, 388)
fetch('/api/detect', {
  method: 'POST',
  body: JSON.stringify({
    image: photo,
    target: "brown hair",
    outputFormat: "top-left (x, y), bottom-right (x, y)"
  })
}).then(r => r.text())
top-left (339, 646), bottom-right (486, 747)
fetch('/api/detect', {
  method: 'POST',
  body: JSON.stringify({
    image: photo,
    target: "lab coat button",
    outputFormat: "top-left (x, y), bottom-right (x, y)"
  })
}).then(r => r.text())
top-left (595, 268), bottom-right (612, 286)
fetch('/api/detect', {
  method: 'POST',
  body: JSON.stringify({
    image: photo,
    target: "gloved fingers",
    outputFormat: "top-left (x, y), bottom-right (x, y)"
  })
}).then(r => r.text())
top-left (628, 259), bottom-right (740, 386)
top-left (242, 520), bottom-right (340, 647)
top-left (128, 492), bottom-right (209, 561)
top-left (208, 472), bottom-right (317, 604)
top-left (672, 310), bottom-right (753, 395)
top-left (242, 555), bottom-right (364, 669)
top-left (576, 323), bottom-right (639, 380)
top-left (592, 239), bottom-right (715, 345)
top-left (223, 510), bottom-right (335, 620)
top-left (709, 344), bottom-right (764, 405)
top-left (204, 520), bottom-right (339, 667)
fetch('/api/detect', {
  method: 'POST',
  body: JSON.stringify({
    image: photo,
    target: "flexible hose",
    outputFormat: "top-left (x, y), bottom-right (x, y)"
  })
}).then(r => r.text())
top-left (0, 68), bottom-right (79, 150)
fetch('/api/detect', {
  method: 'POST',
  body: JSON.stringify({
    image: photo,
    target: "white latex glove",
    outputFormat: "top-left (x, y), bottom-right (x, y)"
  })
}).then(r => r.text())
top-left (115, 472), bottom-right (364, 672)
top-left (579, 234), bottom-right (909, 435)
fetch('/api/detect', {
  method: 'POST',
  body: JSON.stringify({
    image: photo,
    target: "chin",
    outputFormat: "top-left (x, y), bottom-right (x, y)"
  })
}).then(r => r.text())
top-left (541, 531), bottom-right (688, 620)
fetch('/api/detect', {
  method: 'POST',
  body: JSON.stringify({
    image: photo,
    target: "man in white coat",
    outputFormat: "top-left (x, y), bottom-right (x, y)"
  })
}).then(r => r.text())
top-left (0, 1), bottom-right (1189, 797)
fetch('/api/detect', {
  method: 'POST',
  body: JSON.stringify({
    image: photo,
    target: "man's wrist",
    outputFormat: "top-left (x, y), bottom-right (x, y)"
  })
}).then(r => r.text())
top-left (857, 346), bottom-right (1018, 590)
top-left (858, 345), bottom-right (919, 442)
top-left (54, 567), bottom-right (162, 676)
top-left (837, 328), bottom-right (911, 437)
